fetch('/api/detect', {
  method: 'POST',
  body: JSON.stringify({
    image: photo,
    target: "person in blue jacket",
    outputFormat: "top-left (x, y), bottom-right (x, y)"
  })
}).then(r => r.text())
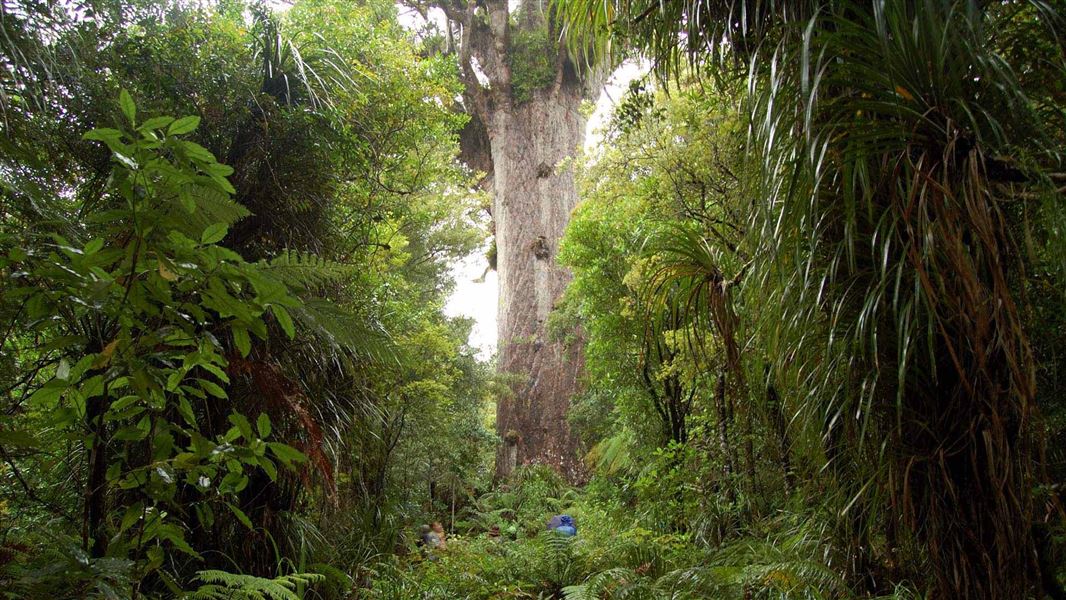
top-left (547, 514), bottom-right (577, 537)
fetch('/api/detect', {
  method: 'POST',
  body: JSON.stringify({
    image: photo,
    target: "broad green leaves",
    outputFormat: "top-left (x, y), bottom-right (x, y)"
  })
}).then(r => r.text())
top-left (0, 0), bottom-right (493, 593)
top-left (3, 94), bottom-right (311, 578)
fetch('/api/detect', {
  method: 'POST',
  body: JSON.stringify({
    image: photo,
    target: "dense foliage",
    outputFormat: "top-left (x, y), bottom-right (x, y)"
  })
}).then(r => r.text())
top-left (554, 0), bottom-right (1066, 598)
top-left (1, 0), bottom-right (494, 596)
top-left (2, 0), bottom-right (1064, 598)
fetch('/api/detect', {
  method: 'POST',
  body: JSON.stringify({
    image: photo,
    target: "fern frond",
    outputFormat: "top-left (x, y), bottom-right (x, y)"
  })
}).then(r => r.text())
top-left (183, 570), bottom-right (325, 600)
top-left (586, 429), bottom-right (637, 476)
top-left (175, 182), bottom-right (252, 229)
top-left (564, 567), bottom-right (639, 599)
top-left (261, 249), bottom-right (361, 293)
top-left (290, 298), bottom-right (394, 363)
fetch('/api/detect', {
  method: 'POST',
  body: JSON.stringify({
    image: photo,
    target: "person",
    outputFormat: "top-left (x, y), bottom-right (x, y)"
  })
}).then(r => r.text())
top-left (547, 514), bottom-right (577, 537)
top-left (418, 524), bottom-right (442, 550)
top-left (430, 521), bottom-right (448, 550)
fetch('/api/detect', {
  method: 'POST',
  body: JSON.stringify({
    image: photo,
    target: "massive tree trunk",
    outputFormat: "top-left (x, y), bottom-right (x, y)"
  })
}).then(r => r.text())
top-left (490, 89), bottom-right (587, 481)
top-left (411, 0), bottom-right (603, 482)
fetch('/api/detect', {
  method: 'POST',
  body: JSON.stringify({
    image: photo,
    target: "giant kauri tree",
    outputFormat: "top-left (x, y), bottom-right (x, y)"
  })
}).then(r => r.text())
top-left (410, 0), bottom-right (606, 481)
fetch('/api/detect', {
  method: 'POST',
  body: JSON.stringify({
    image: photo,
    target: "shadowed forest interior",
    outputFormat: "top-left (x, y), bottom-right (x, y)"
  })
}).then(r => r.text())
top-left (1, 0), bottom-right (1066, 598)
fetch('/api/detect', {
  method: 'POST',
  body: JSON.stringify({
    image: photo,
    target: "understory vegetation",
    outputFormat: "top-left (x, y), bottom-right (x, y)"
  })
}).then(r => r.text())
top-left (2, 0), bottom-right (1065, 598)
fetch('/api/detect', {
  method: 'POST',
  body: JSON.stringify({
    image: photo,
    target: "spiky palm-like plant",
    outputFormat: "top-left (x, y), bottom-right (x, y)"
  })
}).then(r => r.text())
top-left (562, 0), bottom-right (1066, 596)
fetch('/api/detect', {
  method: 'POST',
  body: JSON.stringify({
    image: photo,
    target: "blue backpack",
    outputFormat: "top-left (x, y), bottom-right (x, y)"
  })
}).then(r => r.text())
top-left (550, 514), bottom-right (576, 537)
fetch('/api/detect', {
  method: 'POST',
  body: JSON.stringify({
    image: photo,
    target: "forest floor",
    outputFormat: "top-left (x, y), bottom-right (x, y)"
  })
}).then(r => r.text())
top-left (360, 467), bottom-right (845, 600)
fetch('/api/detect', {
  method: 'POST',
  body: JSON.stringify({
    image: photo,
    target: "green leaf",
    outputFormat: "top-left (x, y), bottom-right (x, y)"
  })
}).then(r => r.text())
top-left (167, 115), bottom-right (201, 135)
top-left (267, 442), bottom-right (307, 468)
top-left (177, 398), bottom-right (196, 427)
top-left (119, 89), bottom-right (136, 124)
top-left (178, 187), bottom-right (196, 213)
top-left (226, 502), bottom-right (254, 530)
top-left (202, 162), bottom-right (234, 177)
top-left (221, 471), bottom-right (249, 493)
top-left (0, 429), bottom-right (38, 448)
top-left (227, 413), bottom-right (254, 440)
top-left (83, 239), bottom-right (105, 255)
top-left (83, 128), bottom-right (123, 143)
top-left (166, 370), bottom-right (185, 392)
top-left (256, 413), bottom-right (272, 438)
top-left (201, 223), bottom-right (228, 245)
top-left (119, 502), bottom-right (144, 534)
top-left (146, 545), bottom-right (165, 570)
top-left (139, 116), bottom-right (174, 131)
top-left (198, 378), bottom-right (227, 399)
top-left (198, 362), bottom-right (230, 384)
top-left (181, 141), bottom-right (215, 162)
top-left (193, 503), bottom-right (215, 530)
top-left (110, 395), bottom-right (141, 411)
top-left (271, 305), bottom-right (295, 339)
top-left (259, 456), bottom-right (278, 481)
top-left (158, 524), bottom-right (200, 558)
top-left (106, 462), bottom-right (122, 482)
top-left (208, 173), bottom-right (236, 194)
top-left (113, 425), bottom-right (150, 442)
top-left (232, 326), bottom-right (251, 357)
top-left (174, 452), bottom-right (199, 470)
top-left (28, 383), bottom-right (64, 407)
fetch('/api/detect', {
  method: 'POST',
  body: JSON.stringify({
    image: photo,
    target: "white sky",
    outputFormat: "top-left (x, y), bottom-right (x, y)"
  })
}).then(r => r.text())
top-left (443, 63), bottom-right (646, 359)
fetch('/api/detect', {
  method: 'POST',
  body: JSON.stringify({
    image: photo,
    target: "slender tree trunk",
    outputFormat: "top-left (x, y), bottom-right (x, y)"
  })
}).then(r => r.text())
top-left (491, 87), bottom-right (586, 482)
top-left (742, 400), bottom-right (758, 501)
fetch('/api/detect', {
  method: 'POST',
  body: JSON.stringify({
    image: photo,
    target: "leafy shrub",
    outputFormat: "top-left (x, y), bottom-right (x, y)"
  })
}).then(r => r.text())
top-left (0, 93), bottom-right (319, 598)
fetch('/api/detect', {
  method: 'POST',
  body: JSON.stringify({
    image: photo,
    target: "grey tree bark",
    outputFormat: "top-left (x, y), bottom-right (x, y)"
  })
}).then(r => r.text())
top-left (409, 0), bottom-right (603, 482)
top-left (490, 90), bottom-right (587, 482)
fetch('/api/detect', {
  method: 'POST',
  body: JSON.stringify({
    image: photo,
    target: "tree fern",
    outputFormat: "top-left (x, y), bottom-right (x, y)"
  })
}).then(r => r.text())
top-left (566, 566), bottom-right (684, 600)
top-left (564, 567), bottom-right (638, 600)
top-left (253, 250), bottom-right (396, 362)
top-left (586, 429), bottom-right (638, 476)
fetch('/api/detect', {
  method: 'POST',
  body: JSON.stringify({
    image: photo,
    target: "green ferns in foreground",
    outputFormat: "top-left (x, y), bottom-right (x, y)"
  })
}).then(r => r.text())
top-left (365, 467), bottom-right (919, 600)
